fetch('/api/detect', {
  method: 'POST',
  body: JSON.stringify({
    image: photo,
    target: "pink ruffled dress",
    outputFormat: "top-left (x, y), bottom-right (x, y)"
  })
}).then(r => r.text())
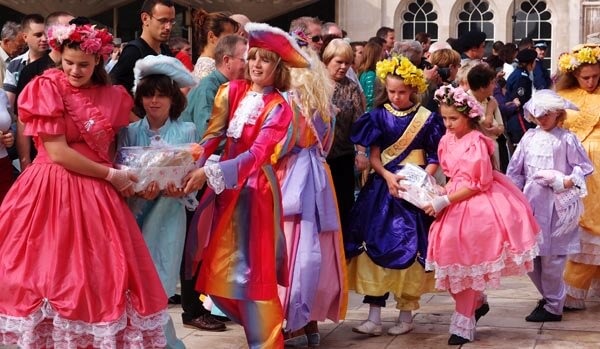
top-left (426, 130), bottom-right (540, 293)
top-left (0, 69), bottom-right (169, 348)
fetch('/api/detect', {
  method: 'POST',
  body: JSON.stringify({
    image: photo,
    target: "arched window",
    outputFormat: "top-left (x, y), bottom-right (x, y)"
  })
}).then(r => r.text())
top-left (457, 0), bottom-right (494, 50)
top-left (514, 0), bottom-right (552, 70)
top-left (401, 0), bottom-right (438, 41)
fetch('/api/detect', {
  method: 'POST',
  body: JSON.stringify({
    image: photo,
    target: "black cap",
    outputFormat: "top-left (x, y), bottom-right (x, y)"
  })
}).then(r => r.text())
top-left (458, 30), bottom-right (487, 51)
top-left (516, 49), bottom-right (537, 64)
top-left (534, 41), bottom-right (547, 49)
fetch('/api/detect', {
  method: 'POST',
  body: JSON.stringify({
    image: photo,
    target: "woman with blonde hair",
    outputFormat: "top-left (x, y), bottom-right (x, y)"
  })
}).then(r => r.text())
top-left (275, 38), bottom-right (347, 346)
top-left (321, 38), bottom-right (366, 230)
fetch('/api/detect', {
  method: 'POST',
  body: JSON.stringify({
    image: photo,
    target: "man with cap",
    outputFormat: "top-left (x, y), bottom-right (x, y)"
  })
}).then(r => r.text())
top-left (459, 30), bottom-right (486, 66)
top-left (182, 22), bottom-right (311, 349)
top-left (533, 41), bottom-right (552, 89)
top-left (505, 48), bottom-right (538, 144)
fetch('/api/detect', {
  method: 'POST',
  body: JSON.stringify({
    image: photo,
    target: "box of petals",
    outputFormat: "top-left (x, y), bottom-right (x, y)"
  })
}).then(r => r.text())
top-left (115, 143), bottom-right (203, 192)
top-left (395, 163), bottom-right (444, 209)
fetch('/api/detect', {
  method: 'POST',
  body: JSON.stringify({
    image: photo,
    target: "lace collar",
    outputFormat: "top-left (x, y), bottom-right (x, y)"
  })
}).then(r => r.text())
top-left (226, 85), bottom-right (277, 139)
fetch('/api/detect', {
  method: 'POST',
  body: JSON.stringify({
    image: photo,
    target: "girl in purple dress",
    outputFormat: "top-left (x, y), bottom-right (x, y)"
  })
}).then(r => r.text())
top-left (346, 55), bottom-right (443, 336)
top-left (507, 89), bottom-right (593, 322)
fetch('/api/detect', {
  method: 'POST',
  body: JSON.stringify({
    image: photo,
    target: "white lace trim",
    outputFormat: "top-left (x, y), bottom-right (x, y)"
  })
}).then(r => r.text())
top-left (568, 238), bottom-right (600, 265)
top-left (426, 243), bottom-right (538, 294)
top-left (579, 228), bottom-right (600, 245)
top-left (0, 298), bottom-right (169, 349)
top-left (205, 163), bottom-right (225, 194)
top-left (226, 92), bottom-right (264, 139)
top-left (449, 312), bottom-right (475, 341)
top-left (524, 131), bottom-right (555, 173)
top-left (569, 253), bottom-right (600, 265)
top-left (553, 188), bottom-right (584, 237)
top-left (588, 280), bottom-right (600, 298)
top-left (565, 284), bottom-right (588, 301)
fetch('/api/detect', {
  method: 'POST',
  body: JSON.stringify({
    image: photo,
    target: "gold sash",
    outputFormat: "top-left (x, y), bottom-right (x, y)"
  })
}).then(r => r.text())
top-left (381, 105), bottom-right (431, 167)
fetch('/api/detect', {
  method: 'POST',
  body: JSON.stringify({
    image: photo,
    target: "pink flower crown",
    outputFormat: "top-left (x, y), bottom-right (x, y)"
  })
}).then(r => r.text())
top-left (48, 24), bottom-right (114, 58)
top-left (434, 85), bottom-right (483, 119)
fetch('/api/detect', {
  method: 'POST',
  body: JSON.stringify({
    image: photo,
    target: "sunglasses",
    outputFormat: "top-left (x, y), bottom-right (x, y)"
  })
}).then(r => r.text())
top-left (310, 35), bottom-right (323, 43)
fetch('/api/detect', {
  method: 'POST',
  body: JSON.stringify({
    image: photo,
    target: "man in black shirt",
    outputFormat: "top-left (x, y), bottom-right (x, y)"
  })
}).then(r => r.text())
top-left (110, 0), bottom-right (174, 96)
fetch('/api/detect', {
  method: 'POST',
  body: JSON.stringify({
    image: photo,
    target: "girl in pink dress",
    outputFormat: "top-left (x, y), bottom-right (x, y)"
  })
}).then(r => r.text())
top-left (424, 85), bottom-right (540, 345)
top-left (0, 24), bottom-right (169, 348)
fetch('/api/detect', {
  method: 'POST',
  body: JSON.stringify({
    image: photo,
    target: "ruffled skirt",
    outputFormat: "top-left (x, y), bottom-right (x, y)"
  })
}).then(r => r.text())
top-left (426, 172), bottom-right (540, 293)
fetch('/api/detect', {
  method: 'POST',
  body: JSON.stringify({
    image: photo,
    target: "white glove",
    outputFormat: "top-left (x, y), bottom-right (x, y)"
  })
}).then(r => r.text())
top-left (431, 195), bottom-right (451, 214)
top-left (105, 167), bottom-right (135, 191)
top-left (550, 175), bottom-right (566, 193)
top-left (533, 169), bottom-right (563, 187)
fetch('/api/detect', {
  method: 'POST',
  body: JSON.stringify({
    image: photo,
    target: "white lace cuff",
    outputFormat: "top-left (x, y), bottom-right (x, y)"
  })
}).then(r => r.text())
top-left (205, 163), bottom-right (225, 194)
top-left (449, 312), bottom-right (475, 341)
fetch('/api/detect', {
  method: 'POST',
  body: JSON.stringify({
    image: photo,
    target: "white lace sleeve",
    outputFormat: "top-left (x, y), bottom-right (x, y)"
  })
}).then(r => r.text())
top-left (205, 163), bottom-right (225, 194)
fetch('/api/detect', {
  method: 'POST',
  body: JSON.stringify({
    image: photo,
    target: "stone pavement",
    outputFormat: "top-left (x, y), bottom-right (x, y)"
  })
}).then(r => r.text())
top-left (172, 276), bottom-right (600, 348)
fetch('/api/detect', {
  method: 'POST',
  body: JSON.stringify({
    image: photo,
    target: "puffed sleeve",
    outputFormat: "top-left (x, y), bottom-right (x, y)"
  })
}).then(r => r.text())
top-left (198, 82), bottom-right (230, 167)
top-left (565, 131), bottom-right (594, 179)
top-left (18, 73), bottom-right (65, 136)
top-left (112, 85), bottom-right (134, 131)
top-left (461, 132), bottom-right (494, 191)
top-left (423, 111), bottom-right (443, 165)
top-left (506, 130), bottom-right (532, 190)
top-left (350, 109), bottom-right (382, 147)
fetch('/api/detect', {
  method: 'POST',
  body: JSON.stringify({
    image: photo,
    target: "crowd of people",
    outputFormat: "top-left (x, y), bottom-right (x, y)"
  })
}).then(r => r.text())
top-left (0, 0), bottom-right (600, 348)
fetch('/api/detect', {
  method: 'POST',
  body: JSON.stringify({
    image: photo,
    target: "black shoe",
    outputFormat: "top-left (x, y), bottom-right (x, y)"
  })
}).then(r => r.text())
top-left (525, 307), bottom-right (562, 322)
top-left (168, 294), bottom-right (181, 304)
top-left (475, 303), bottom-right (489, 322)
top-left (535, 299), bottom-right (547, 309)
top-left (448, 334), bottom-right (470, 345)
top-left (183, 314), bottom-right (227, 331)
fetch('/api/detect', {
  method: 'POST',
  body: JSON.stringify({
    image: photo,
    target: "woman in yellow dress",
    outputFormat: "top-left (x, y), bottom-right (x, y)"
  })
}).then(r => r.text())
top-left (556, 44), bottom-right (600, 309)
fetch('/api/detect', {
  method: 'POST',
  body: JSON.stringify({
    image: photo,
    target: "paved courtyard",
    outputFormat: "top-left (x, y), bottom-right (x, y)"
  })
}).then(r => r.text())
top-left (172, 276), bottom-right (600, 348)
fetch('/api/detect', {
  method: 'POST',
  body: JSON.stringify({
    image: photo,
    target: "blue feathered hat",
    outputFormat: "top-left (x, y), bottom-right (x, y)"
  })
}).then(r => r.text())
top-left (132, 55), bottom-right (197, 93)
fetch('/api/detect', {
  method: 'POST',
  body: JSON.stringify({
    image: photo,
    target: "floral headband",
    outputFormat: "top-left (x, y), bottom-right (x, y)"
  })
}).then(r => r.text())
top-left (48, 24), bottom-right (114, 58)
top-left (558, 44), bottom-right (600, 73)
top-left (375, 55), bottom-right (428, 94)
top-left (434, 85), bottom-right (483, 119)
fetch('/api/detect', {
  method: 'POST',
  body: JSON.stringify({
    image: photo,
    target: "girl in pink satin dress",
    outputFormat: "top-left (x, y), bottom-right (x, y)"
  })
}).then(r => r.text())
top-left (0, 24), bottom-right (168, 348)
top-left (424, 85), bottom-right (540, 345)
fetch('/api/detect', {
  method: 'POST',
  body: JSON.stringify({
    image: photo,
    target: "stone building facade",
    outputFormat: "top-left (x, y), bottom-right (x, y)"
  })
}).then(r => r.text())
top-left (338, 0), bottom-right (600, 70)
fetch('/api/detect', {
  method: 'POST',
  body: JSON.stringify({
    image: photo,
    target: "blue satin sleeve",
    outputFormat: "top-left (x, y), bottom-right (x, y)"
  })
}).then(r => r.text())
top-left (350, 110), bottom-right (382, 148)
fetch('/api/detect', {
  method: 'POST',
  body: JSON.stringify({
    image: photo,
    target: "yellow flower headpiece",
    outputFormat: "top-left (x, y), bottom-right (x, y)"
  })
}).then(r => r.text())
top-left (375, 55), bottom-right (428, 94)
top-left (558, 44), bottom-right (600, 73)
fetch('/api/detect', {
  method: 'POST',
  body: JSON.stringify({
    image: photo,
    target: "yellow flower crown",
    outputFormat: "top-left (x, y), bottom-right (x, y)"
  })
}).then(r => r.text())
top-left (375, 55), bottom-right (428, 94)
top-left (558, 44), bottom-right (600, 73)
